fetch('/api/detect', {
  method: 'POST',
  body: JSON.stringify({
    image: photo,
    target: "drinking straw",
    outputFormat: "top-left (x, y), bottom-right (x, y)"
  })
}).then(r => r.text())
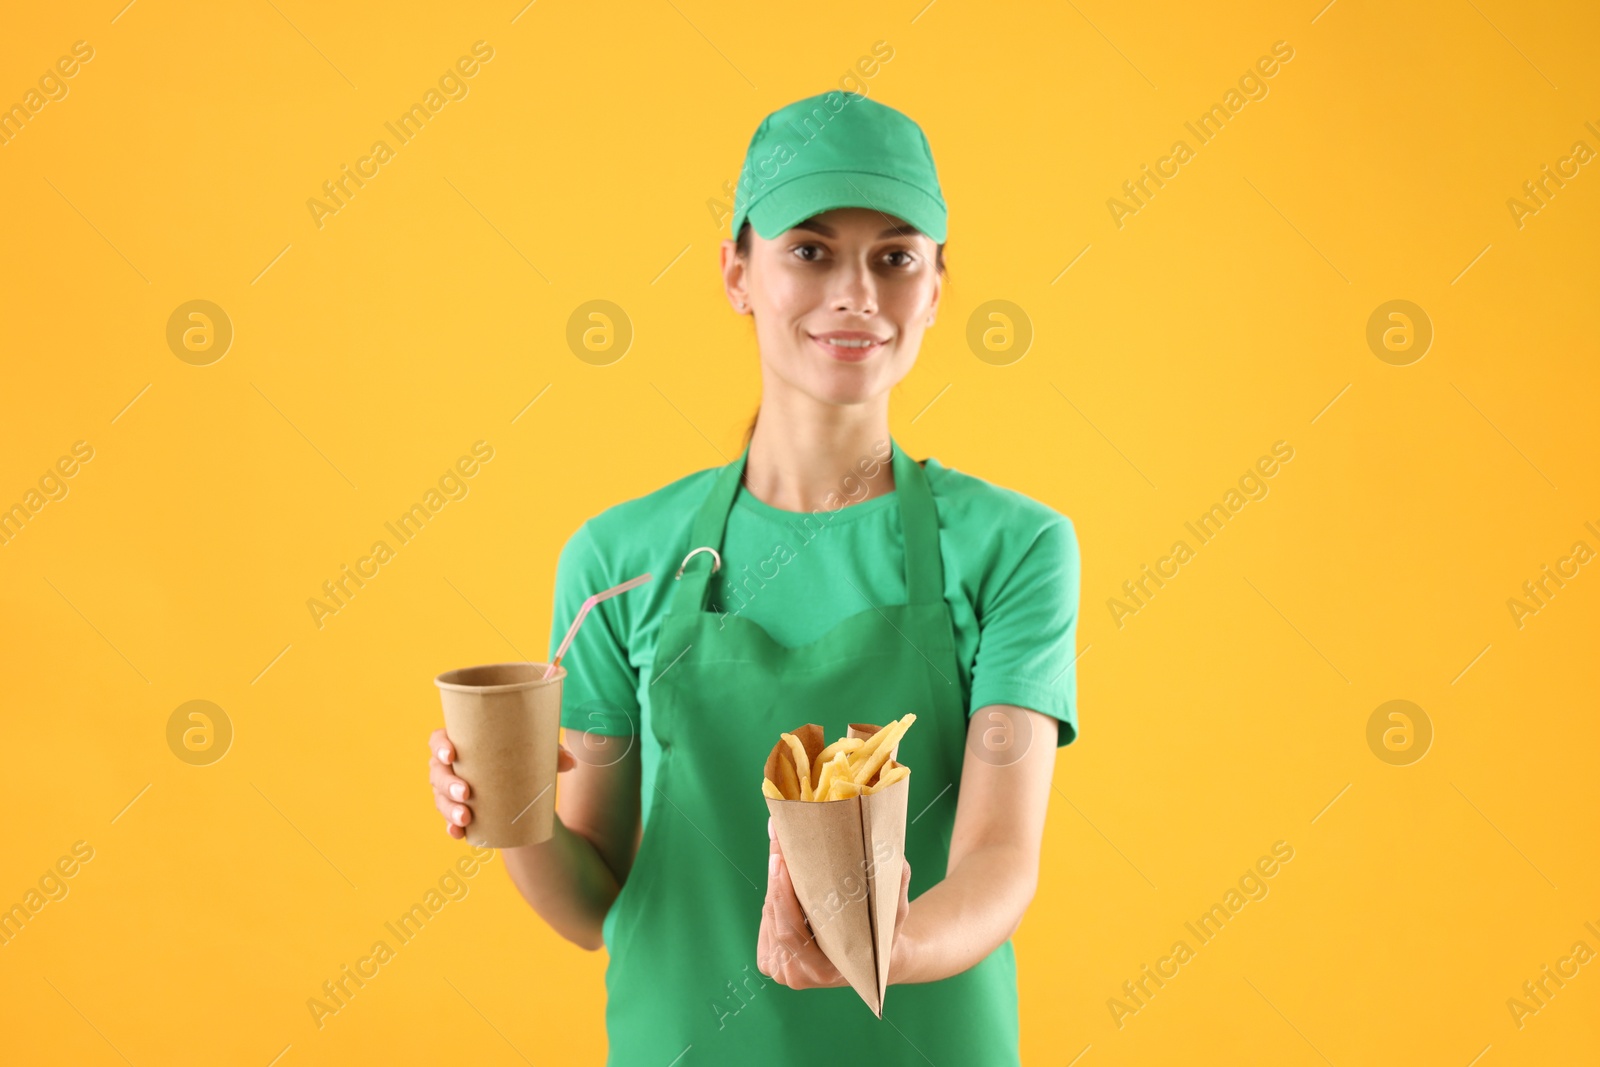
top-left (544, 573), bottom-right (653, 678)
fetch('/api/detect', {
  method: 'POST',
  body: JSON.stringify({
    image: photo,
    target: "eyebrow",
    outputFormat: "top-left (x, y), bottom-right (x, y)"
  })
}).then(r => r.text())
top-left (792, 219), bottom-right (921, 240)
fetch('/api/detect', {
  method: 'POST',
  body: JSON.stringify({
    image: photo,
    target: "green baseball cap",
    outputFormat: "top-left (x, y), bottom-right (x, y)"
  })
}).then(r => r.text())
top-left (731, 91), bottom-right (947, 244)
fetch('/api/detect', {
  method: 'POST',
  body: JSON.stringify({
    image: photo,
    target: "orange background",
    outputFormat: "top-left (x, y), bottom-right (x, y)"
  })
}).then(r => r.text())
top-left (2, 1), bottom-right (1597, 1063)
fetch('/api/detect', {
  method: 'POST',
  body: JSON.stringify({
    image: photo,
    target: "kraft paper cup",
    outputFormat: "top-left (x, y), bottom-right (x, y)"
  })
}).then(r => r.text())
top-left (434, 662), bottom-right (565, 848)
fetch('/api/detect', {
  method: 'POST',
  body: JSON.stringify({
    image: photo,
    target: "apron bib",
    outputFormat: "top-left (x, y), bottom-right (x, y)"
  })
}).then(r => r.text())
top-left (601, 440), bottom-right (1020, 1065)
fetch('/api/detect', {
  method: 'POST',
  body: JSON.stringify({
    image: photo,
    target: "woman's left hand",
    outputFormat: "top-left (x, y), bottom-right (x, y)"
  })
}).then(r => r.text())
top-left (757, 816), bottom-right (912, 988)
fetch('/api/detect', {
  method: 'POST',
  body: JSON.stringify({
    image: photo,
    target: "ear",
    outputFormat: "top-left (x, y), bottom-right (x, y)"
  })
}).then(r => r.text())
top-left (720, 238), bottom-right (750, 314)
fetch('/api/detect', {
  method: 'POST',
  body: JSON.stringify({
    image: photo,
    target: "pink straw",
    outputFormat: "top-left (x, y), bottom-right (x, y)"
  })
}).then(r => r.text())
top-left (544, 573), bottom-right (653, 678)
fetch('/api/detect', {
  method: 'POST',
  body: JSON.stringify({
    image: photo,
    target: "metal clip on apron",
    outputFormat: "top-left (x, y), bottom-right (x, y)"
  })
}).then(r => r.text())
top-left (598, 439), bottom-right (1022, 1065)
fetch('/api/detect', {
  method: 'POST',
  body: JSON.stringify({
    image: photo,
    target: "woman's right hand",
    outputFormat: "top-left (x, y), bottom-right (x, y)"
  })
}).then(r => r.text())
top-left (429, 727), bottom-right (577, 839)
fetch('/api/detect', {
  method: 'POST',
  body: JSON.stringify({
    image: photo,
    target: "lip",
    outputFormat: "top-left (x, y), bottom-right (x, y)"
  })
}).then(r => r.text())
top-left (809, 331), bottom-right (887, 362)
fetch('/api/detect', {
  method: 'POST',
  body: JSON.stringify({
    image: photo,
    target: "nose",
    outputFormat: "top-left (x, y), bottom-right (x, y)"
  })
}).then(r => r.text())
top-left (830, 260), bottom-right (878, 317)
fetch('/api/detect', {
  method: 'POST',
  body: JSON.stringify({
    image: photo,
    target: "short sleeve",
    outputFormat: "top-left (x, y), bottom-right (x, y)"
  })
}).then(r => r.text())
top-left (967, 517), bottom-right (1081, 746)
top-left (550, 522), bottom-right (640, 736)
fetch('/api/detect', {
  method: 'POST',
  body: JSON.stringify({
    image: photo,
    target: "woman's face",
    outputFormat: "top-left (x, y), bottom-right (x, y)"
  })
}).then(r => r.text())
top-left (723, 207), bottom-right (942, 409)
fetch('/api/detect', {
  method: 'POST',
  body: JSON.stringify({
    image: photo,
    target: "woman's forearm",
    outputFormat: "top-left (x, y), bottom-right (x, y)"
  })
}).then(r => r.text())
top-left (891, 841), bottom-right (1039, 984)
top-left (889, 707), bottom-right (1058, 985)
top-left (500, 814), bottom-right (624, 951)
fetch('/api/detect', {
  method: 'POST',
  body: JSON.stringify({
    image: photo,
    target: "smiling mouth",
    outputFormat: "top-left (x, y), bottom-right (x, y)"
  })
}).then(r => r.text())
top-left (809, 334), bottom-right (886, 361)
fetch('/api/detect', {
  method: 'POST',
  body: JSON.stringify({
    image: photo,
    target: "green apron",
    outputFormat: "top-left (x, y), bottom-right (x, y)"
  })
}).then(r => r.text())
top-left (601, 439), bottom-right (1021, 1065)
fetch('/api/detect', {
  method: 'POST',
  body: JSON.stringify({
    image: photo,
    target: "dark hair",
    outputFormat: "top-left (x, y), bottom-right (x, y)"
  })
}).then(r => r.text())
top-left (735, 219), bottom-right (948, 448)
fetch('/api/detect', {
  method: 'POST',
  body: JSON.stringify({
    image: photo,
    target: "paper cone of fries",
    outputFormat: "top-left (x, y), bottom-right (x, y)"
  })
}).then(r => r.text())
top-left (763, 721), bottom-right (911, 1017)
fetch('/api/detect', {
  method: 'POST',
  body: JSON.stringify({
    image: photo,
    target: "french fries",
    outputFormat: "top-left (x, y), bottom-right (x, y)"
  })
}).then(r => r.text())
top-left (780, 733), bottom-right (813, 801)
top-left (813, 737), bottom-right (864, 788)
top-left (814, 750), bottom-right (849, 799)
top-left (863, 765), bottom-right (908, 794)
top-left (850, 713), bottom-right (916, 786)
top-left (762, 715), bottom-right (915, 802)
top-left (775, 751), bottom-right (800, 801)
top-left (827, 777), bottom-right (863, 800)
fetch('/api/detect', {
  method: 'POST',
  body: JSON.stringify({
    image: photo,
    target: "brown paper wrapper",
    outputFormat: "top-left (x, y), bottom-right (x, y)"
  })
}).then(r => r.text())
top-left (435, 662), bottom-right (565, 848)
top-left (764, 722), bottom-right (910, 1017)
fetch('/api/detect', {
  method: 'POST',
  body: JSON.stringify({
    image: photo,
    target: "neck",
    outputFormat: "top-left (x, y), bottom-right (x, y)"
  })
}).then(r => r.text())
top-left (743, 385), bottom-right (894, 512)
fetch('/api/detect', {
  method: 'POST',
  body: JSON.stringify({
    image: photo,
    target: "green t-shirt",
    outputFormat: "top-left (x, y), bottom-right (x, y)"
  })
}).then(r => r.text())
top-left (549, 455), bottom-right (1081, 828)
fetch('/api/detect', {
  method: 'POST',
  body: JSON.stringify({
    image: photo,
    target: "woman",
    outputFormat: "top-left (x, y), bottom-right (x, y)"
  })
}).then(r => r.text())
top-left (427, 91), bottom-right (1080, 1064)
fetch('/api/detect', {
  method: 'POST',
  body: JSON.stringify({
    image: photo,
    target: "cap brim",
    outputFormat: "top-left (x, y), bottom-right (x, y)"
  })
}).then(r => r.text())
top-left (746, 171), bottom-right (947, 243)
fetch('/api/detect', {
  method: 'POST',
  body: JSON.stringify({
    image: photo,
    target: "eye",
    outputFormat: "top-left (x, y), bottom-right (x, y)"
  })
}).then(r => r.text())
top-left (883, 250), bottom-right (917, 268)
top-left (791, 243), bottom-right (826, 262)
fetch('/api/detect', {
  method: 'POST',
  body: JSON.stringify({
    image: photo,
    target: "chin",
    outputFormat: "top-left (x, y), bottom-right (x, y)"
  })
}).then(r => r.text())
top-left (805, 365), bottom-right (892, 407)
top-left (766, 345), bottom-right (913, 407)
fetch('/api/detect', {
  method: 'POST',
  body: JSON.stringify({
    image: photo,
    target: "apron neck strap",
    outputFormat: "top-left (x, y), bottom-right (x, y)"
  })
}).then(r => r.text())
top-left (669, 437), bottom-right (941, 615)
